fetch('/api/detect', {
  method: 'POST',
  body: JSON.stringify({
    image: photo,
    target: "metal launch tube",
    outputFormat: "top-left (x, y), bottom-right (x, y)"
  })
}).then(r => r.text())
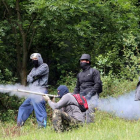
top-left (0, 88), bottom-right (59, 98)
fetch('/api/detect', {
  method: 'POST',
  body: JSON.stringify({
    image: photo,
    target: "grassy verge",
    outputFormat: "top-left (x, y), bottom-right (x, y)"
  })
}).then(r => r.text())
top-left (0, 76), bottom-right (139, 140)
top-left (1, 110), bottom-right (140, 140)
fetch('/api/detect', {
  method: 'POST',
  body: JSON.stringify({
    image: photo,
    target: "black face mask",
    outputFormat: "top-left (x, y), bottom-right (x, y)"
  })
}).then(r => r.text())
top-left (32, 60), bottom-right (38, 68)
top-left (80, 62), bottom-right (90, 70)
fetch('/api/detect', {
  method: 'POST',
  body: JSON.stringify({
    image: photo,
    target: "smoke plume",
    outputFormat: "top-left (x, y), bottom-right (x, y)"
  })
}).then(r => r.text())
top-left (97, 91), bottom-right (140, 120)
top-left (0, 84), bottom-right (45, 102)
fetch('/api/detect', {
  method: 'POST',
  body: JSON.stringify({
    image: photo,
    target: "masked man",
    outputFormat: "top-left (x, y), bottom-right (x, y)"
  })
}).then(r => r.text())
top-left (43, 85), bottom-right (85, 132)
top-left (17, 53), bottom-right (49, 128)
top-left (74, 54), bottom-right (102, 123)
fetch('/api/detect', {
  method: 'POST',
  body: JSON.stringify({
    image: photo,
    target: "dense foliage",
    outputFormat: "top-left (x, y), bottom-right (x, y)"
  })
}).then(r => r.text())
top-left (0, 0), bottom-right (140, 83)
top-left (0, 0), bottom-right (140, 121)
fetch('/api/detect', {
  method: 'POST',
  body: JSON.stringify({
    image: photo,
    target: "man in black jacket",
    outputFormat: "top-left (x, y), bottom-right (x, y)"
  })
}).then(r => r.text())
top-left (74, 54), bottom-right (102, 123)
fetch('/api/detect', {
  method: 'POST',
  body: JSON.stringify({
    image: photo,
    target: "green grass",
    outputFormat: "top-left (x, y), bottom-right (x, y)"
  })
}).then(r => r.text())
top-left (0, 77), bottom-right (139, 140)
top-left (1, 110), bottom-right (140, 140)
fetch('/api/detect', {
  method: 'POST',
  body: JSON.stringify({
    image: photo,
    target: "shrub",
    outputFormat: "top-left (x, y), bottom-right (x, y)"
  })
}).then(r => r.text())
top-left (56, 71), bottom-right (138, 98)
top-left (0, 69), bottom-right (21, 122)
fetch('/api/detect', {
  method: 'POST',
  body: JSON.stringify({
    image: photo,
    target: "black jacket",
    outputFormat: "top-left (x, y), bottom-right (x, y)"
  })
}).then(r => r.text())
top-left (74, 66), bottom-right (102, 97)
top-left (135, 80), bottom-right (140, 101)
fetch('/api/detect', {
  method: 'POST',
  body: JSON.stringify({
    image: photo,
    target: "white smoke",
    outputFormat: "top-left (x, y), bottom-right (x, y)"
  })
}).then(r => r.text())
top-left (97, 91), bottom-right (140, 120)
top-left (0, 84), bottom-right (45, 102)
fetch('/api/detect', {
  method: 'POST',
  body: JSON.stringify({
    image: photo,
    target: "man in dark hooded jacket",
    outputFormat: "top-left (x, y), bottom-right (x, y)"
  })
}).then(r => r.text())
top-left (43, 85), bottom-right (85, 132)
top-left (74, 54), bottom-right (102, 123)
top-left (17, 53), bottom-right (49, 128)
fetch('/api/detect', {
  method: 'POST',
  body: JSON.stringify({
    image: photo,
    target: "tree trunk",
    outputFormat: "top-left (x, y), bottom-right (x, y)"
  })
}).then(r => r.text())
top-left (20, 34), bottom-right (28, 85)
top-left (16, 43), bottom-right (21, 78)
top-left (16, 0), bottom-right (27, 85)
top-left (3, 0), bottom-right (36, 85)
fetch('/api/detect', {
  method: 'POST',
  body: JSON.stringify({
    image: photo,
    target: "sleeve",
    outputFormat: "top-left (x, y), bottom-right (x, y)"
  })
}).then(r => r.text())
top-left (48, 94), bottom-right (69, 110)
top-left (85, 69), bottom-right (102, 99)
top-left (136, 77), bottom-right (140, 87)
top-left (27, 69), bottom-right (34, 83)
top-left (73, 73), bottom-right (80, 94)
top-left (31, 64), bottom-right (49, 78)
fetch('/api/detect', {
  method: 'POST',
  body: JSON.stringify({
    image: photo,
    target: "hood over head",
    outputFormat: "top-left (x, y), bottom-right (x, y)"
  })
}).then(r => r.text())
top-left (57, 85), bottom-right (69, 98)
top-left (30, 53), bottom-right (43, 66)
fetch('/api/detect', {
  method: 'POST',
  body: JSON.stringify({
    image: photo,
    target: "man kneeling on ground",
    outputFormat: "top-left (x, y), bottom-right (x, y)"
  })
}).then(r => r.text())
top-left (43, 85), bottom-right (85, 132)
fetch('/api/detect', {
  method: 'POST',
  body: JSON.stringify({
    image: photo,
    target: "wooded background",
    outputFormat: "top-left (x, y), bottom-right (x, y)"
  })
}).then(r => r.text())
top-left (0, 0), bottom-right (140, 85)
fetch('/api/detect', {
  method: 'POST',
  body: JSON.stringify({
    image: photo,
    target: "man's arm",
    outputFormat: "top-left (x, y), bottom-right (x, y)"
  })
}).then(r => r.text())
top-left (27, 64), bottom-right (49, 83)
top-left (46, 94), bottom-right (69, 110)
top-left (91, 69), bottom-right (102, 93)
top-left (85, 69), bottom-right (102, 99)
top-left (73, 74), bottom-right (80, 94)
top-left (32, 64), bottom-right (49, 77)
top-left (27, 69), bottom-right (34, 83)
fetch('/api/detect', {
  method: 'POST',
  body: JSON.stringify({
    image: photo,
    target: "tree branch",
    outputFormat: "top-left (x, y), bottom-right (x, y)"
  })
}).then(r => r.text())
top-left (16, 0), bottom-right (25, 36)
top-left (26, 13), bottom-right (37, 35)
top-left (2, 0), bottom-right (10, 14)
top-left (2, 0), bottom-right (17, 35)
top-left (2, 0), bottom-right (22, 73)
top-left (28, 28), bottom-right (36, 51)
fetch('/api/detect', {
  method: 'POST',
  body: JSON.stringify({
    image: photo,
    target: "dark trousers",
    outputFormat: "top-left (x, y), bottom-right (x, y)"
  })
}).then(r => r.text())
top-left (52, 109), bottom-right (82, 132)
top-left (85, 93), bottom-right (99, 123)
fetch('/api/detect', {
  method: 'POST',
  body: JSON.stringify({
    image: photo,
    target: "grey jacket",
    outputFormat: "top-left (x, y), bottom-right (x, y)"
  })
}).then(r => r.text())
top-left (27, 53), bottom-right (49, 87)
top-left (48, 93), bottom-right (85, 122)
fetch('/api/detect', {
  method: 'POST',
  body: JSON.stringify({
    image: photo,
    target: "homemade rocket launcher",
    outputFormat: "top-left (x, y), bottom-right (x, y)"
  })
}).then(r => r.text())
top-left (0, 88), bottom-right (59, 98)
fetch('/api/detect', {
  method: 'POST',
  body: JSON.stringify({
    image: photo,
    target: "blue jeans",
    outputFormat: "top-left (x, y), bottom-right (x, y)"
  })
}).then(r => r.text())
top-left (17, 88), bottom-right (48, 127)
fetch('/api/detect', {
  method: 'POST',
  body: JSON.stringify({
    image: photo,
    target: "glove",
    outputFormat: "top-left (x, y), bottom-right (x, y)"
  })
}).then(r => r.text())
top-left (27, 75), bottom-right (34, 83)
top-left (85, 93), bottom-right (92, 100)
top-left (50, 97), bottom-right (55, 102)
top-left (43, 95), bottom-right (50, 101)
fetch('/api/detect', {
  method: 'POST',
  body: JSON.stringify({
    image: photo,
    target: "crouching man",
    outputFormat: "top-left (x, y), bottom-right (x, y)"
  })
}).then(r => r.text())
top-left (43, 85), bottom-right (85, 132)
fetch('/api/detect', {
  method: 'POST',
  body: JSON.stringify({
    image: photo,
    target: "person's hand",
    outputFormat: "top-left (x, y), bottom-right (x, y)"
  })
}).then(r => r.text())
top-left (27, 75), bottom-right (34, 83)
top-left (50, 97), bottom-right (56, 102)
top-left (85, 93), bottom-right (92, 100)
top-left (43, 95), bottom-right (50, 101)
